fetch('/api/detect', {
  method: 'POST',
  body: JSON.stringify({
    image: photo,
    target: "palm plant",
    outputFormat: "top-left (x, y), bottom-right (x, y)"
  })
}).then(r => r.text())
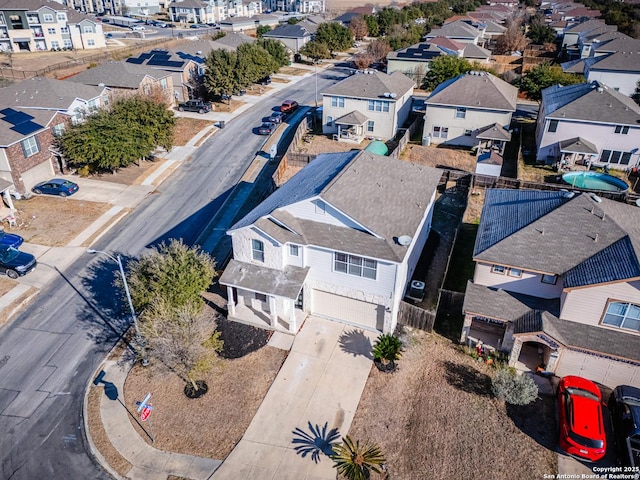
top-left (372, 334), bottom-right (402, 372)
top-left (331, 436), bottom-right (386, 480)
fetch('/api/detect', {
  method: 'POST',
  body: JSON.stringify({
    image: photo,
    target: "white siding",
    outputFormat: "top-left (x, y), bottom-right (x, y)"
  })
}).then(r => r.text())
top-left (285, 243), bottom-right (303, 268)
top-left (423, 104), bottom-right (512, 147)
top-left (560, 280), bottom-right (640, 326)
top-left (282, 198), bottom-right (369, 231)
top-left (473, 262), bottom-right (564, 299)
top-left (230, 227), bottom-right (283, 268)
top-left (587, 70), bottom-right (639, 97)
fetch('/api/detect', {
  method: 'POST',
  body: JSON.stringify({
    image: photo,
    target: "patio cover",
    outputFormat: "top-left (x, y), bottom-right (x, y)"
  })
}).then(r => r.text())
top-left (476, 123), bottom-right (511, 141)
top-left (219, 259), bottom-right (309, 300)
top-left (558, 137), bottom-right (598, 155)
top-left (335, 110), bottom-right (368, 126)
top-left (0, 178), bottom-right (13, 193)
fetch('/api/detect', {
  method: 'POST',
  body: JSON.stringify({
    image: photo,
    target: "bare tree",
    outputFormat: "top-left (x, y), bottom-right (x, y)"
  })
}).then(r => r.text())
top-left (349, 16), bottom-right (368, 41)
top-left (366, 38), bottom-right (392, 62)
top-left (353, 53), bottom-right (374, 70)
top-left (494, 21), bottom-right (528, 55)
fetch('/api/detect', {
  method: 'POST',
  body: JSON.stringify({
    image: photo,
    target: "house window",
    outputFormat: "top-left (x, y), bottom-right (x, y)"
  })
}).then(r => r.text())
top-left (614, 125), bottom-right (629, 134)
top-left (334, 252), bottom-right (377, 279)
top-left (251, 239), bottom-right (264, 262)
top-left (83, 25), bottom-right (93, 33)
top-left (367, 120), bottom-right (374, 132)
top-left (22, 136), bottom-right (39, 157)
top-left (52, 124), bottom-right (65, 136)
top-left (289, 244), bottom-right (299, 257)
top-left (255, 292), bottom-right (267, 302)
top-left (491, 265), bottom-right (505, 274)
top-left (315, 200), bottom-right (325, 214)
top-left (507, 268), bottom-right (522, 277)
top-left (56, 13), bottom-right (67, 22)
top-left (602, 301), bottom-right (640, 332)
top-left (160, 78), bottom-right (167, 90)
top-left (60, 26), bottom-right (68, 33)
top-left (432, 126), bottom-right (448, 138)
top-left (331, 96), bottom-right (344, 107)
top-left (47, 27), bottom-right (55, 34)
top-left (63, 39), bottom-right (72, 48)
top-left (87, 39), bottom-right (95, 46)
top-left (51, 40), bottom-right (60, 49)
top-left (367, 100), bottom-right (389, 112)
top-left (43, 13), bottom-right (54, 22)
top-left (600, 150), bottom-right (631, 165)
top-left (547, 120), bottom-right (558, 133)
top-left (455, 107), bottom-right (466, 119)
top-left (541, 274), bottom-right (557, 285)
top-left (464, 129), bottom-right (472, 136)
top-left (143, 84), bottom-right (151, 95)
top-left (9, 15), bottom-right (23, 29)
top-left (327, 116), bottom-right (333, 127)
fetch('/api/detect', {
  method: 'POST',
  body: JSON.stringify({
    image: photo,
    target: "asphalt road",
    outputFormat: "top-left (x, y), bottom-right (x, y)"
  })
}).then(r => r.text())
top-left (0, 68), bottom-right (348, 480)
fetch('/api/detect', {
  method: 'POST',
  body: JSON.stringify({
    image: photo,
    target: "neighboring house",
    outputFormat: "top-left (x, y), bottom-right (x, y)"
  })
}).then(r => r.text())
top-left (0, 77), bottom-right (109, 194)
top-left (219, 150), bottom-right (442, 334)
top-left (563, 50), bottom-right (640, 97)
top-left (170, 0), bottom-right (261, 23)
top-left (120, 0), bottom-right (161, 15)
top-left (0, 0), bottom-right (106, 52)
top-left (425, 20), bottom-right (484, 46)
top-left (561, 19), bottom-right (614, 51)
top-left (321, 70), bottom-right (415, 143)
top-left (266, 0), bottom-right (325, 13)
top-left (535, 81), bottom-right (640, 169)
top-left (261, 23), bottom-right (311, 53)
top-left (461, 188), bottom-right (640, 389)
top-left (67, 61), bottom-right (175, 105)
top-left (169, 0), bottom-right (207, 24)
top-left (422, 71), bottom-right (517, 169)
top-left (126, 49), bottom-right (205, 103)
top-left (219, 15), bottom-right (258, 32)
top-left (444, 16), bottom-right (506, 43)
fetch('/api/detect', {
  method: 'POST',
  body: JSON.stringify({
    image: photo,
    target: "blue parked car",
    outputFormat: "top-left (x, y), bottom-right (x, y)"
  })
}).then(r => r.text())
top-left (32, 179), bottom-right (79, 197)
top-left (0, 246), bottom-right (36, 279)
top-left (0, 230), bottom-right (23, 249)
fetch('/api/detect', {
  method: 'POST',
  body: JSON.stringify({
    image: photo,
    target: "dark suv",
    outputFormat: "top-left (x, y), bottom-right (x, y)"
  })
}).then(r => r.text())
top-left (609, 385), bottom-right (640, 469)
top-left (178, 99), bottom-right (212, 114)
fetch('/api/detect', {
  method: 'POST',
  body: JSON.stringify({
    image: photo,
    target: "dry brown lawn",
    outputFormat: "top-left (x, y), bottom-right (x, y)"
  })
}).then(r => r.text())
top-left (173, 117), bottom-right (216, 146)
top-left (0, 277), bottom-right (15, 298)
top-left (464, 189), bottom-right (486, 224)
top-left (9, 197), bottom-right (111, 246)
top-left (278, 66), bottom-right (312, 76)
top-left (349, 329), bottom-right (558, 480)
top-left (401, 143), bottom-right (478, 172)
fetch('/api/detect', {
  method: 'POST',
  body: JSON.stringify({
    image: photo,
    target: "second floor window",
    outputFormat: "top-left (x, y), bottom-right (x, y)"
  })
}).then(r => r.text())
top-left (367, 120), bottom-right (374, 132)
top-left (83, 26), bottom-right (93, 33)
top-left (547, 120), bottom-right (558, 132)
top-left (22, 136), bottom-right (39, 157)
top-left (43, 13), bottom-right (54, 22)
top-left (614, 125), bottom-right (629, 134)
top-left (331, 96), bottom-right (344, 108)
top-left (252, 239), bottom-right (264, 262)
top-left (289, 244), bottom-right (299, 257)
top-left (602, 301), bottom-right (640, 332)
top-left (455, 107), bottom-right (466, 119)
top-left (334, 252), bottom-right (377, 279)
top-left (60, 26), bottom-right (68, 33)
top-left (367, 100), bottom-right (389, 112)
top-left (52, 124), bottom-right (65, 136)
top-left (47, 27), bottom-right (56, 34)
top-left (507, 268), bottom-right (522, 278)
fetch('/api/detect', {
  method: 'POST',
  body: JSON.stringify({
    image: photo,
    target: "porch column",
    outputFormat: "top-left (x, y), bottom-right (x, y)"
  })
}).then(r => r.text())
top-left (3, 191), bottom-right (14, 211)
top-left (226, 286), bottom-right (236, 316)
top-left (508, 337), bottom-right (523, 368)
top-left (459, 314), bottom-right (473, 344)
top-left (268, 295), bottom-right (277, 328)
top-left (288, 299), bottom-right (297, 333)
top-left (547, 349), bottom-right (560, 372)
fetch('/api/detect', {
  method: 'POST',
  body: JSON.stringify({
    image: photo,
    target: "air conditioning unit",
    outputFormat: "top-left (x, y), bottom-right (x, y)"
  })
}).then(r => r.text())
top-left (406, 280), bottom-right (425, 301)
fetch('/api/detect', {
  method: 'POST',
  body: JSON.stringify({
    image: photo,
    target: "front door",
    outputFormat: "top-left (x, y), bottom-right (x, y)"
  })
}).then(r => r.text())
top-left (295, 289), bottom-right (303, 310)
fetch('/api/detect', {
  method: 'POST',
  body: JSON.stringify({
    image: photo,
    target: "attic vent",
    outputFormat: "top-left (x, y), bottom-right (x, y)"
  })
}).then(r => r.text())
top-left (562, 191), bottom-right (575, 199)
top-left (590, 193), bottom-right (602, 203)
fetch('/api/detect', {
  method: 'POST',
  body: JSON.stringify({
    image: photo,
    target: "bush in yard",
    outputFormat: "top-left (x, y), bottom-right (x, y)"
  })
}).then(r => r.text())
top-left (331, 436), bottom-right (386, 480)
top-left (492, 368), bottom-right (539, 405)
top-left (372, 333), bottom-right (402, 372)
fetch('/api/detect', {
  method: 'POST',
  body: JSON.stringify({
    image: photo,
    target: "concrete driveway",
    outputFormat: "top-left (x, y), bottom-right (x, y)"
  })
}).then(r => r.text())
top-left (212, 316), bottom-right (379, 480)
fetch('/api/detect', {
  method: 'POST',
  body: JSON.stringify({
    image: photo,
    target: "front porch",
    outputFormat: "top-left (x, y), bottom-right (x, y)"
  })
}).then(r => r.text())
top-left (332, 110), bottom-right (368, 144)
top-left (228, 298), bottom-right (308, 335)
top-left (556, 137), bottom-right (598, 172)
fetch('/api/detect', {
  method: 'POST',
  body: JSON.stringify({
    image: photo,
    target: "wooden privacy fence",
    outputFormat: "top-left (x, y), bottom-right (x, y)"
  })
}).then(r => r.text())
top-left (398, 301), bottom-right (436, 332)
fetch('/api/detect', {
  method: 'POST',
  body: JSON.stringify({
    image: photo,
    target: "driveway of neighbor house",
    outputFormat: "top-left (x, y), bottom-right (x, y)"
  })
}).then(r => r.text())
top-left (212, 316), bottom-right (379, 480)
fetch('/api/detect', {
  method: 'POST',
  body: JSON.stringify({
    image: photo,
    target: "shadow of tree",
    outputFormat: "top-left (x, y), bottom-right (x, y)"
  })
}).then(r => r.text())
top-left (292, 421), bottom-right (341, 463)
top-left (506, 395), bottom-right (557, 451)
top-left (338, 329), bottom-right (373, 360)
top-left (215, 317), bottom-right (270, 359)
top-left (441, 360), bottom-right (493, 397)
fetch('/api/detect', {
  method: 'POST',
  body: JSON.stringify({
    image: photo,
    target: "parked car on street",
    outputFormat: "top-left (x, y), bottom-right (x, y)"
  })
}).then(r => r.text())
top-left (0, 231), bottom-right (23, 249)
top-left (130, 24), bottom-right (145, 30)
top-left (178, 99), bottom-right (212, 113)
top-left (268, 111), bottom-right (286, 124)
top-left (0, 245), bottom-right (36, 279)
top-left (280, 99), bottom-right (298, 114)
top-left (609, 385), bottom-right (640, 468)
top-left (32, 179), bottom-right (79, 197)
top-left (557, 375), bottom-right (607, 462)
top-left (257, 122), bottom-right (275, 135)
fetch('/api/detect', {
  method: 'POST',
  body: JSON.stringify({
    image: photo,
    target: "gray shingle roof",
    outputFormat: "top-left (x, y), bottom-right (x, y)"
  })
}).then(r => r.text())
top-left (230, 151), bottom-right (443, 262)
top-left (476, 123), bottom-right (511, 141)
top-left (0, 108), bottom-right (56, 147)
top-left (462, 43), bottom-right (491, 59)
top-left (542, 81), bottom-right (640, 124)
top-left (219, 260), bottom-right (309, 299)
top-left (426, 71), bottom-right (517, 111)
top-left (0, 77), bottom-right (106, 111)
top-left (587, 51), bottom-right (640, 73)
top-left (335, 110), bottom-right (368, 125)
top-left (558, 137), bottom-right (598, 154)
top-left (322, 70), bottom-right (415, 101)
top-left (563, 19), bottom-right (611, 34)
top-left (387, 41), bottom-right (455, 62)
top-left (474, 189), bottom-right (640, 287)
top-left (66, 61), bottom-right (170, 89)
top-left (426, 21), bottom-right (482, 39)
top-left (263, 23), bottom-right (310, 39)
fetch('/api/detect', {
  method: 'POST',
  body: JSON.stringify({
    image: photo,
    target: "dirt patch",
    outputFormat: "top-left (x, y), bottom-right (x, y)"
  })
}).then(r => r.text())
top-left (8, 197), bottom-right (111, 246)
top-left (348, 329), bottom-right (558, 480)
top-left (88, 159), bottom-right (162, 185)
top-left (172, 117), bottom-right (216, 146)
top-left (297, 134), bottom-right (371, 155)
top-left (271, 77), bottom-right (291, 84)
top-left (0, 277), bottom-right (15, 298)
top-left (464, 190), bottom-right (485, 224)
top-left (401, 143), bottom-right (477, 172)
top-left (278, 66), bottom-right (312, 76)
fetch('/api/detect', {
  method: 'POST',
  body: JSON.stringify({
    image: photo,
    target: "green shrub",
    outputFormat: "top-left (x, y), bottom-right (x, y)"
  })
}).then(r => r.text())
top-left (372, 334), bottom-right (402, 363)
top-left (492, 368), bottom-right (539, 405)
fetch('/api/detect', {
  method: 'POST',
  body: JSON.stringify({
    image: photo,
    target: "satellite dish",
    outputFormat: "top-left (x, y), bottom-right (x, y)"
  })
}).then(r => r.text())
top-left (397, 235), bottom-right (412, 246)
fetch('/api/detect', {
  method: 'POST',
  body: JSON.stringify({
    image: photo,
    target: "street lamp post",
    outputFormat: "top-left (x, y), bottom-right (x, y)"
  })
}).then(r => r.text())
top-left (314, 60), bottom-right (318, 108)
top-left (87, 249), bottom-right (142, 346)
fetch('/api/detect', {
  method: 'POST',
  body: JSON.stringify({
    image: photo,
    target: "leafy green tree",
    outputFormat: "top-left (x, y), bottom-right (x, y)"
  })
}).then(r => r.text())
top-left (364, 15), bottom-right (379, 37)
top-left (331, 436), bottom-right (386, 480)
top-left (257, 38), bottom-right (289, 67)
top-left (422, 56), bottom-right (473, 91)
top-left (287, 16), bottom-right (301, 24)
top-left (492, 368), bottom-right (539, 405)
top-left (204, 49), bottom-right (239, 98)
top-left (527, 16), bottom-right (556, 44)
top-left (235, 42), bottom-right (277, 87)
top-left (315, 22), bottom-right (353, 53)
top-left (126, 238), bottom-right (216, 314)
top-left (256, 25), bottom-right (271, 37)
top-left (299, 40), bottom-right (331, 61)
top-left (520, 63), bottom-right (584, 100)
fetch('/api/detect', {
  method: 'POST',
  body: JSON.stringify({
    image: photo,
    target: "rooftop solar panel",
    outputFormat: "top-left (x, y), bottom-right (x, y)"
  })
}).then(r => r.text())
top-left (1, 109), bottom-right (35, 125)
top-left (11, 121), bottom-right (43, 136)
top-left (126, 57), bottom-right (145, 64)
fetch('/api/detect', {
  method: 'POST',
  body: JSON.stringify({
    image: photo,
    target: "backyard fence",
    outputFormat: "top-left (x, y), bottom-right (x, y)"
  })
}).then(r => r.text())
top-left (389, 114), bottom-right (422, 159)
top-left (398, 301), bottom-right (436, 332)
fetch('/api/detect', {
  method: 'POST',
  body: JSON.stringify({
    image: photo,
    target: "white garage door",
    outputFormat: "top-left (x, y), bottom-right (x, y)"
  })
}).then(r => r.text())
top-left (21, 160), bottom-right (54, 191)
top-left (312, 290), bottom-right (383, 331)
top-left (555, 350), bottom-right (640, 389)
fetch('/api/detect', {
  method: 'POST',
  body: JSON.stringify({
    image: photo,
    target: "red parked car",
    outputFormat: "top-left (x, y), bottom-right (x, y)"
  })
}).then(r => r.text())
top-left (557, 375), bottom-right (607, 462)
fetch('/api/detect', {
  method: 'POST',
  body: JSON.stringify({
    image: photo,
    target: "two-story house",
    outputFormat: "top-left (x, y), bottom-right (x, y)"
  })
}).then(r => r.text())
top-left (321, 71), bottom-right (415, 143)
top-left (461, 189), bottom-right (640, 388)
top-left (422, 71), bottom-right (517, 160)
top-left (0, 77), bottom-right (109, 194)
top-left (262, 23), bottom-right (312, 54)
top-left (424, 20), bottom-right (485, 47)
top-left (219, 150), bottom-right (442, 334)
top-left (535, 81), bottom-right (640, 169)
top-left (0, 0), bottom-right (106, 53)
